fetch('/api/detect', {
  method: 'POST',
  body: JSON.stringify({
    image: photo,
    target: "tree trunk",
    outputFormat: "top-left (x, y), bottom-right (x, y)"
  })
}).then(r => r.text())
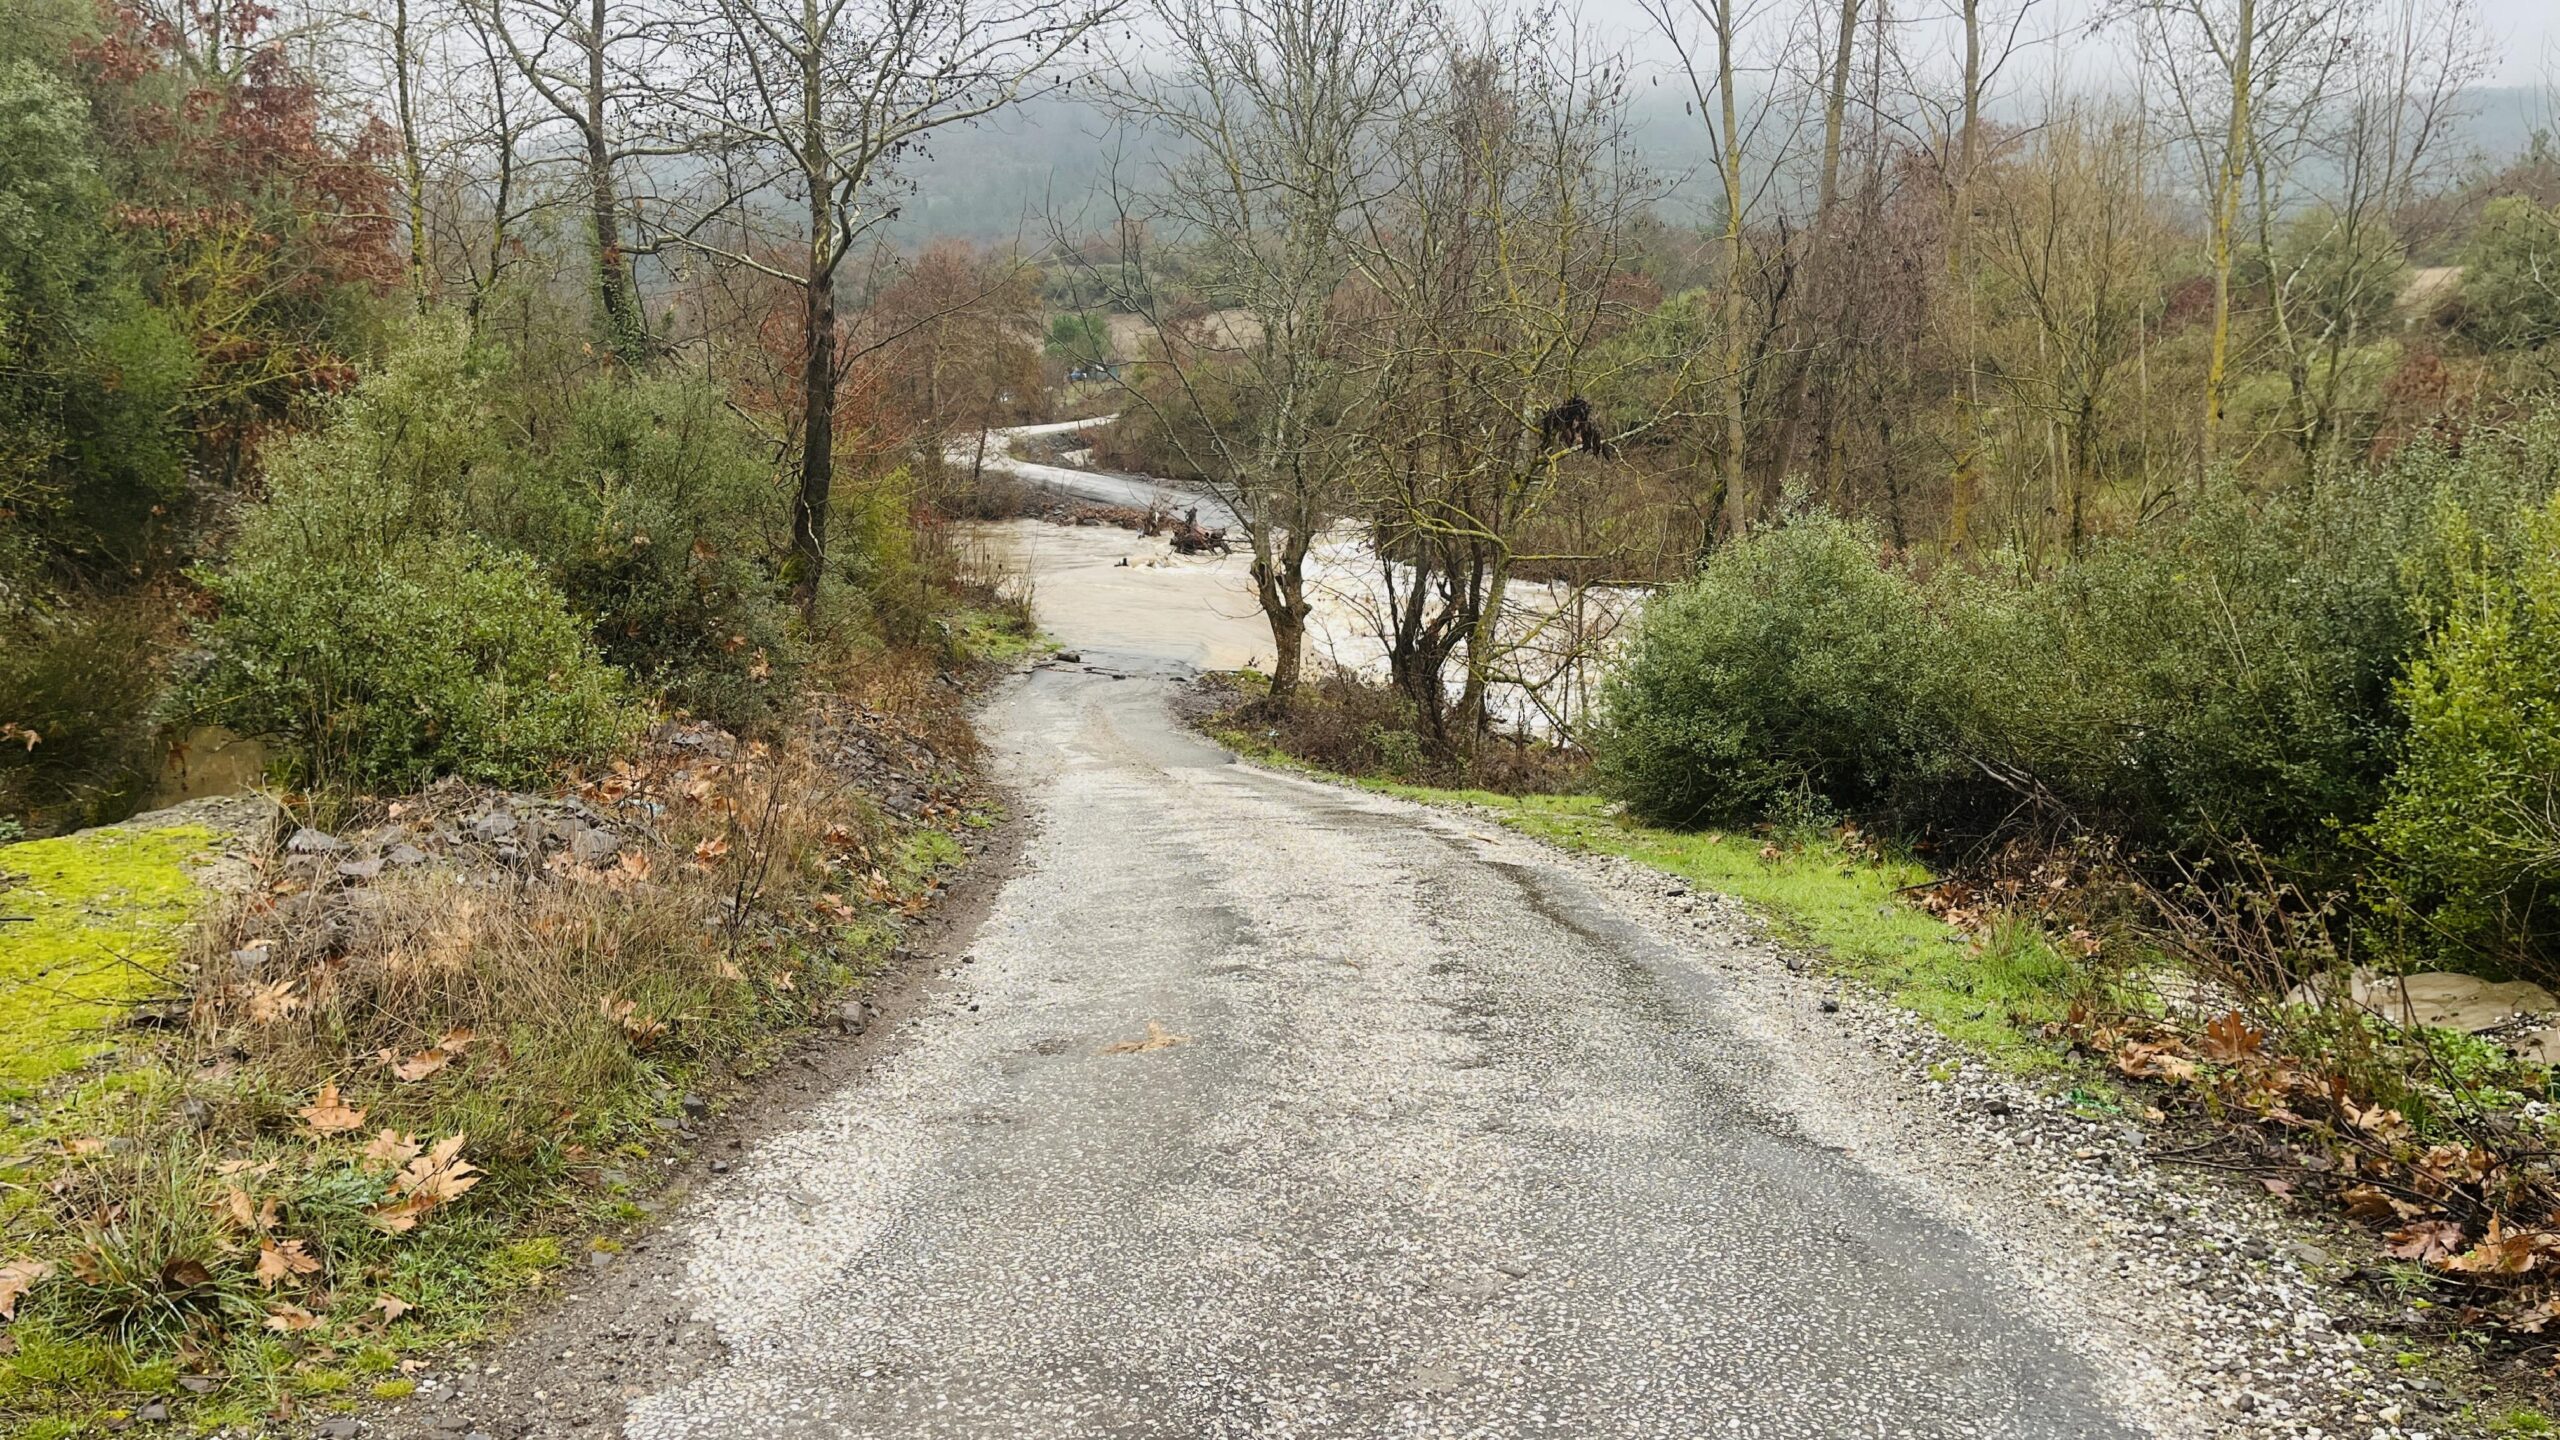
top-left (793, 262), bottom-right (836, 618)
top-left (1715, 0), bottom-right (1748, 541)
top-left (1251, 525), bottom-right (1313, 707)
top-left (1761, 0), bottom-right (1860, 492)
top-left (1947, 0), bottom-right (1983, 550)
top-left (585, 0), bottom-right (643, 362)
top-left (2204, 0), bottom-right (2257, 466)
top-left (472, 34), bottom-right (515, 326)
top-left (394, 0), bottom-right (430, 311)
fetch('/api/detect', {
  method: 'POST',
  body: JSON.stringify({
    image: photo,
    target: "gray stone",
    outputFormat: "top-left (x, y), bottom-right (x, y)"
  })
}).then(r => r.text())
top-left (570, 826), bottom-right (622, 864)
top-left (335, 857), bottom-right (385, 880)
top-left (386, 843), bottom-right (430, 867)
top-left (470, 811), bottom-right (519, 840)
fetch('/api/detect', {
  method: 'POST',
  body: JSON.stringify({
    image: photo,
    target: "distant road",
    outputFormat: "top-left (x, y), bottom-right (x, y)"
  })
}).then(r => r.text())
top-left (970, 417), bottom-right (1242, 531)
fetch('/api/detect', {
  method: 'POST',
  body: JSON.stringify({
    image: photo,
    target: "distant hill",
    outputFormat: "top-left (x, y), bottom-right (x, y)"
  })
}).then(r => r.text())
top-left (885, 84), bottom-right (2555, 246)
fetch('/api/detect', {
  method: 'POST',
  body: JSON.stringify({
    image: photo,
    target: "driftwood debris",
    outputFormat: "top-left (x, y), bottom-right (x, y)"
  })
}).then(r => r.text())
top-left (1167, 507), bottom-right (1230, 556)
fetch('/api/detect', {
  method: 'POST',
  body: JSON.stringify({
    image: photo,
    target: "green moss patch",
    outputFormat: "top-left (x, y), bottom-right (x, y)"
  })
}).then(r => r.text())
top-left (0, 824), bottom-right (219, 1093)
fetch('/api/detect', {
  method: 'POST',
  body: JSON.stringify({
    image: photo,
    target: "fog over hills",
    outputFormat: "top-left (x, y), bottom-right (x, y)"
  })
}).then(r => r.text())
top-left (887, 83), bottom-right (2555, 246)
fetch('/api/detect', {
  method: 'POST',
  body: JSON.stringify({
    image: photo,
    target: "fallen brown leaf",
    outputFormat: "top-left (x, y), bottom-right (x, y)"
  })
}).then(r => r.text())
top-left (264, 1303), bottom-right (320, 1333)
top-left (298, 1084), bottom-right (367, 1136)
top-left (253, 1238), bottom-right (320, 1289)
top-left (1101, 1020), bottom-right (1191, 1055)
top-left (0, 1259), bottom-right (51, 1319)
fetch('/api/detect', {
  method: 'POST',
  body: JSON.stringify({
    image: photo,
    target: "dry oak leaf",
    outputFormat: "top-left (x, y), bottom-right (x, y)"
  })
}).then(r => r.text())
top-left (1101, 1020), bottom-right (1191, 1055)
top-left (602, 996), bottom-right (667, 1048)
top-left (210, 1187), bottom-right (267, 1232)
top-left (372, 1134), bottom-right (482, 1232)
top-left (2114, 1042), bottom-right (2199, 1083)
top-left (2342, 1099), bottom-right (2409, 1138)
top-left (372, 1292), bottom-right (414, 1323)
top-left (158, 1257), bottom-right (215, 1291)
top-left (254, 1238), bottom-right (321, 1289)
top-left (2386, 1220), bottom-right (2468, 1263)
top-left (362, 1129), bottom-right (423, 1170)
top-left (2342, 1183), bottom-right (2426, 1224)
top-left (264, 1302), bottom-right (321, 1333)
top-left (380, 1046), bottom-right (452, 1082)
top-left (0, 1259), bottom-right (51, 1320)
top-left (246, 977), bottom-right (301, 1024)
top-left (2199, 1010), bottom-right (2266, 1064)
top-left (298, 1084), bottom-right (367, 1136)
top-left (2444, 1217), bottom-right (2547, 1276)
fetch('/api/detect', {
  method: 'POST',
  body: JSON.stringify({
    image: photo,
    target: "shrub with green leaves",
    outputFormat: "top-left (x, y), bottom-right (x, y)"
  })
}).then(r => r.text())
top-left (519, 375), bottom-right (800, 729)
top-left (1592, 512), bottom-right (1954, 825)
top-left (194, 535), bottom-right (635, 791)
top-left (1593, 411), bottom-right (2560, 883)
top-left (2368, 495), bottom-right (2560, 977)
top-left (231, 318), bottom-right (799, 733)
top-left (0, 598), bottom-right (171, 829)
top-left (2457, 197), bottom-right (2560, 353)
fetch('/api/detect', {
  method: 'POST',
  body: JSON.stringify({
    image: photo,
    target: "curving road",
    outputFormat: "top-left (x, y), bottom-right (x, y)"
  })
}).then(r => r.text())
top-left (969, 418), bottom-right (1242, 531)
top-left (602, 648), bottom-right (2150, 1439)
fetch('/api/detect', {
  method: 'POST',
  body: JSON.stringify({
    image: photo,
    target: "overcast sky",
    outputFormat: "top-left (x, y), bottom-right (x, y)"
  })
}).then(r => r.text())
top-left (1557, 0), bottom-right (2558, 90)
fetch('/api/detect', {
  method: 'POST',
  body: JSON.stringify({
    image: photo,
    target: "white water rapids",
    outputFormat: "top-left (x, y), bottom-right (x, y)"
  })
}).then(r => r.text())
top-left (956, 419), bottom-right (1641, 739)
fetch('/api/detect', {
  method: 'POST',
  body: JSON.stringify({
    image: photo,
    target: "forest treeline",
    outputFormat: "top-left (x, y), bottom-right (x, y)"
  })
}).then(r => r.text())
top-left (4, 0), bottom-right (2560, 976)
top-left (0, 0), bottom-right (1082, 834)
top-left (1039, 0), bottom-right (2560, 989)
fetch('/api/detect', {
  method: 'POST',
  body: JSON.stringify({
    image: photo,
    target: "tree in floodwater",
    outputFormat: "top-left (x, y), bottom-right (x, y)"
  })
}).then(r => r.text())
top-left (1078, 0), bottom-right (1421, 707)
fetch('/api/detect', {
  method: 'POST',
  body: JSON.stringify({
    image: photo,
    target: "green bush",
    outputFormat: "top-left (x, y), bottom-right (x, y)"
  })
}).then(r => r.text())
top-left (1593, 513), bottom-right (1953, 825)
top-left (2368, 495), bottom-right (2560, 977)
top-left (0, 597), bottom-right (171, 829)
top-left (2457, 197), bottom-right (2560, 353)
top-left (518, 376), bottom-right (800, 730)
top-left (1595, 412), bottom-right (2560, 874)
top-left (193, 536), bottom-right (635, 791)
top-left (235, 318), bottom-right (798, 731)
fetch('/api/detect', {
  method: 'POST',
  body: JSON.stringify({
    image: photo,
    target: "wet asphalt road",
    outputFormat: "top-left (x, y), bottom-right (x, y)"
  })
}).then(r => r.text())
top-left (623, 661), bottom-right (2150, 1440)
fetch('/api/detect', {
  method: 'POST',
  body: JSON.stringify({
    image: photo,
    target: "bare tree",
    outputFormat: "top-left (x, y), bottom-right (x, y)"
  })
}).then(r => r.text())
top-left (1073, 0), bottom-right (1420, 704)
top-left (1645, 0), bottom-right (1758, 538)
top-left (662, 0), bottom-right (1117, 614)
top-left (1350, 17), bottom-right (1681, 749)
top-left (2259, 0), bottom-right (2485, 468)
top-left (480, 0), bottom-right (676, 361)
top-left (2120, 0), bottom-right (2358, 466)
top-left (1977, 95), bottom-right (2168, 560)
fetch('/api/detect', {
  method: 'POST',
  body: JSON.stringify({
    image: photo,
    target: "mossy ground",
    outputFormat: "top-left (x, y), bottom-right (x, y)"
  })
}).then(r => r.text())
top-left (0, 748), bottom-right (992, 1435)
top-left (0, 825), bottom-right (220, 1095)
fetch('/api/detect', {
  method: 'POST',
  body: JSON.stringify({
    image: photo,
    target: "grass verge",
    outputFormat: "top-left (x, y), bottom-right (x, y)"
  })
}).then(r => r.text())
top-left (0, 622), bottom-right (1024, 1437)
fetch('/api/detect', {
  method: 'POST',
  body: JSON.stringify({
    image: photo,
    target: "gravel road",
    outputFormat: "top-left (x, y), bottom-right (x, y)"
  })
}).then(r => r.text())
top-left (556, 659), bottom-right (2147, 1439)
